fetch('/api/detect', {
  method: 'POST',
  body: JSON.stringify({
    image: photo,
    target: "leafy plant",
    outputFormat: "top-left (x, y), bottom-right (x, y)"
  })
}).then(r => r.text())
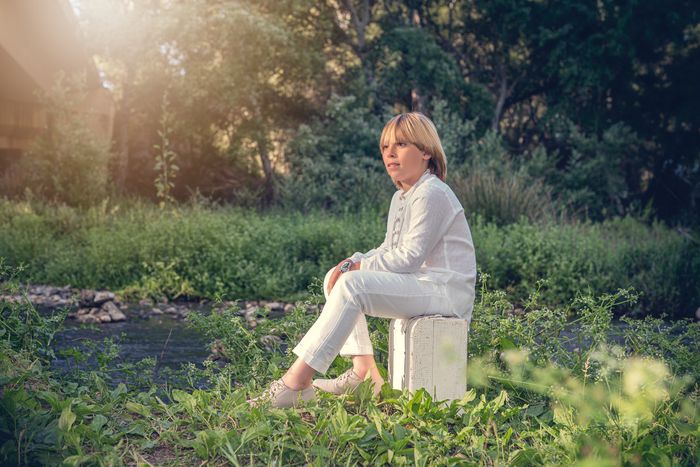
top-left (153, 92), bottom-right (179, 209)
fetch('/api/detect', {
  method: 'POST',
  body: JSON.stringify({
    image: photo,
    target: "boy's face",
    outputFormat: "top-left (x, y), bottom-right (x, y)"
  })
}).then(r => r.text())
top-left (381, 130), bottom-right (431, 190)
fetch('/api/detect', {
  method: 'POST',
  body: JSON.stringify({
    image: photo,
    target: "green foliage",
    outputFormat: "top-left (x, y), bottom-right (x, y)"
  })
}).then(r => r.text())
top-left (11, 74), bottom-right (111, 208)
top-left (450, 130), bottom-right (558, 225)
top-left (371, 26), bottom-right (470, 112)
top-left (1, 0), bottom-right (695, 223)
top-left (153, 92), bottom-right (179, 209)
top-left (278, 95), bottom-right (394, 213)
top-left (0, 261), bottom-right (697, 465)
top-left (474, 216), bottom-right (700, 317)
top-left (0, 199), bottom-right (697, 317)
top-left (536, 114), bottom-right (643, 219)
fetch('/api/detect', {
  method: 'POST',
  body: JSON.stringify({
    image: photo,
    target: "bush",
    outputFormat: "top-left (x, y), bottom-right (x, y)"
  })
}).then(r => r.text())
top-left (450, 130), bottom-right (559, 226)
top-left (473, 216), bottom-right (700, 317)
top-left (277, 95), bottom-right (394, 213)
top-left (535, 113), bottom-right (643, 220)
top-left (8, 74), bottom-right (112, 208)
top-left (0, 198), bottom-right (697, 317)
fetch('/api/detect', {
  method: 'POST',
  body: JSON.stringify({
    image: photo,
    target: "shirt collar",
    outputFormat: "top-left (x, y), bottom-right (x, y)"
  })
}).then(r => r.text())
top-left (399, 169), bottom-right (433, 200)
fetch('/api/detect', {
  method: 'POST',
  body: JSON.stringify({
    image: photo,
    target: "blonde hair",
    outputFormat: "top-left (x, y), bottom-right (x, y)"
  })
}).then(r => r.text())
top-left (379, 112), bottom-right (447, 190)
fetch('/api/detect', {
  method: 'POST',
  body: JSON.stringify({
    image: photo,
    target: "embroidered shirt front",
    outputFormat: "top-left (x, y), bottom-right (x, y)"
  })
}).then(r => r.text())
top-left (349, 170), bottom-right (477, 321)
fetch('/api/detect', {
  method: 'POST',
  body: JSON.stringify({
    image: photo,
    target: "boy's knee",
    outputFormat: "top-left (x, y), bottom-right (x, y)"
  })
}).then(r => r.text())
top-left (335, 271), bottom-right (365, 293)
top-left (323, 268), bottom-right (335, 299)
top-left (335, 272), bottom-right (372, 312)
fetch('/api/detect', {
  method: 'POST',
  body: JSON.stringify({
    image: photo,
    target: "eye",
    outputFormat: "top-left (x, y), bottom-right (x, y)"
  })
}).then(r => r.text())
top-left (397, 142), bottom-right (407, 147)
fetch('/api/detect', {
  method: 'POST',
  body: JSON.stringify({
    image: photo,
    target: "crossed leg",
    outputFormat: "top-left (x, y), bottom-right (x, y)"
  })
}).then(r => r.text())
top-left (282, 267), bottom-right (451, 390)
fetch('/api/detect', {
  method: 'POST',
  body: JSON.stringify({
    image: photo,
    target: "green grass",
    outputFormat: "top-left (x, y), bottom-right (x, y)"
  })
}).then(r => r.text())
top-left (1, 264), bottom-right (697, 466)
top-left (0, 198), bottom-right (697, 317)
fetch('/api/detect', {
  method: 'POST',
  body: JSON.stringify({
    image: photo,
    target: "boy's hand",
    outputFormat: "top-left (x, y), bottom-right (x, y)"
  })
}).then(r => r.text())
top-left (326, 258), bottom-right (361, 296)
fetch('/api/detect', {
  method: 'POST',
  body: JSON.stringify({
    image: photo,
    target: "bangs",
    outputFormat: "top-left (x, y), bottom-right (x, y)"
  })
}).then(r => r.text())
top-left (379, 115), bottom-right (416, 150)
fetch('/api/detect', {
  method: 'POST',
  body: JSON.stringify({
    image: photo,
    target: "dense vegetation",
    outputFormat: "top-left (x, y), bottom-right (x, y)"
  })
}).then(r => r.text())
top-left (1, 1), bottom-right (697, 464)
top-left (0, 198), bottom-right (697, 318)
top-left (1, 263), bottom-right (697, 465)
top-left (1, 0), bottom-right (698, 226)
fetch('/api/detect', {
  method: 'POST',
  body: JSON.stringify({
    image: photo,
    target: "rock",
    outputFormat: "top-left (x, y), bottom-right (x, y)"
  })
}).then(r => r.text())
top-left (102, 301), bottom-right (127, 322)
top-left (260, 334), bottom-right (282, 349)
top-left (139, 298), bottom-right (154, 307)
top-left (55, 298), bottom-right (72, 307)
top-left (88, 307), bottom-right (100, 315)
top-left (268, 301), bottom-right (284, 311)
top-left (284, 303), bottom-right (295, 314)
top-left (150, 307), bottom-right (163, 315)
top-left (79, 290), bottom-right (96, 307)
top-left (209, 341), bottom-right (228, 361)
top-left (94, 291), bottom-right (115, 305)
top-left (76, 314), bottom-right (100, 324)
top-left (76, 307), bottom-right (91, 315)
top-left (97, 312), bottom-right (112, 323)
top-left (164, 306), bottom-right (178, 314)
top-left (31, 285), bottom-right (55, 297)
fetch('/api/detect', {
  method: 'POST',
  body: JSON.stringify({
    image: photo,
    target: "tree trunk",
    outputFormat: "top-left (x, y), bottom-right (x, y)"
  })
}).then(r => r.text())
top-left (115, 106), bottom-right (129, 192)
top-left (255, 133), bottom-right (276, 206)
top-left (492, 63), bottom-right (508, 132)
top-left (411, 87), bottom-right (425, 113)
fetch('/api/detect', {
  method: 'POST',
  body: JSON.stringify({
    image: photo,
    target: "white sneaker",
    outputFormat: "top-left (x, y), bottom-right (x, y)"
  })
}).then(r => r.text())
top-left (247, 378), bottom-right (316, 408)
top-left (313, 368), bottom-right (377, 395)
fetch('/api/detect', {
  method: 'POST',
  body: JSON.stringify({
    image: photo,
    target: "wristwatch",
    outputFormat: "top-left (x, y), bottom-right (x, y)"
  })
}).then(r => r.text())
top-left (339, 259), bottom-right (354, 273)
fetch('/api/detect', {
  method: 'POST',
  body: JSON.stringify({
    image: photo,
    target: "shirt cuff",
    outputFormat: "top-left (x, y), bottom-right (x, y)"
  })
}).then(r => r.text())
top-left (349, 252), bottom-right (364, 262)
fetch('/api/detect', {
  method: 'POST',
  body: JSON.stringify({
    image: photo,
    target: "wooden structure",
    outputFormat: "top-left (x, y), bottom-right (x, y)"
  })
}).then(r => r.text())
top-left (388, 315), bottom-right (470, 403)
top-left (0, 0), bottom-right (114, 170)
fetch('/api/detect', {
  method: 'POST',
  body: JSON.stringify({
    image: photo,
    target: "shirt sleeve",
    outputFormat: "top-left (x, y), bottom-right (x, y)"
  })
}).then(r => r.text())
top-left (348, 192), bottom-right (397, 262)
top-left (348, 233), bottom-right (390, 262)
top-left (360, 189), bottom-right (457, 273)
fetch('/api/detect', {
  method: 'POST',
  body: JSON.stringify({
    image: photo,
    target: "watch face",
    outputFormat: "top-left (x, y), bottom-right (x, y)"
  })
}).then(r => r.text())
top-left (341, 261), bottom-right (352, 272)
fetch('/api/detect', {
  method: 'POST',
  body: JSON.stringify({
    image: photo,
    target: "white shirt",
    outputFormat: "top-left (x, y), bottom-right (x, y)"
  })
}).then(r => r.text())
top-left (349, 170), bottom-right (477, 321)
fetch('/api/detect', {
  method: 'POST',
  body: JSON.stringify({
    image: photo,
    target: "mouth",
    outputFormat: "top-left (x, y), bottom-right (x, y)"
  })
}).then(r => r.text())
top-left (386, 163), bottom-right (400, 169)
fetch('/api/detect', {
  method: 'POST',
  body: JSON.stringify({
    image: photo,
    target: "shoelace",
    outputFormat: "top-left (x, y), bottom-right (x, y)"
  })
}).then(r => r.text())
top-left (337, 369), bottom-right (360, 387)
top-left (261, 379), bottom-right (287, 400)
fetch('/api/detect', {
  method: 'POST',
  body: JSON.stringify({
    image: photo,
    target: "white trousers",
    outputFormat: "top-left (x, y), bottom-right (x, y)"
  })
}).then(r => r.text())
top-left (292, 267), bottom-right (459, 374)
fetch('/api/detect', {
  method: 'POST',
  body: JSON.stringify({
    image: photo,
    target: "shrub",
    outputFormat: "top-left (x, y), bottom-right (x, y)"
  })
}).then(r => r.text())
top-left (450, 130), bottom-right (559, 226)
top-left (277, 95), bottom-right (394, 213)
top-left (10, 74), bottom-right (112, 208)
top-left (0, 199), bottom-right (697, 317)
top-left (536, 113), bottom-right (643, 220)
